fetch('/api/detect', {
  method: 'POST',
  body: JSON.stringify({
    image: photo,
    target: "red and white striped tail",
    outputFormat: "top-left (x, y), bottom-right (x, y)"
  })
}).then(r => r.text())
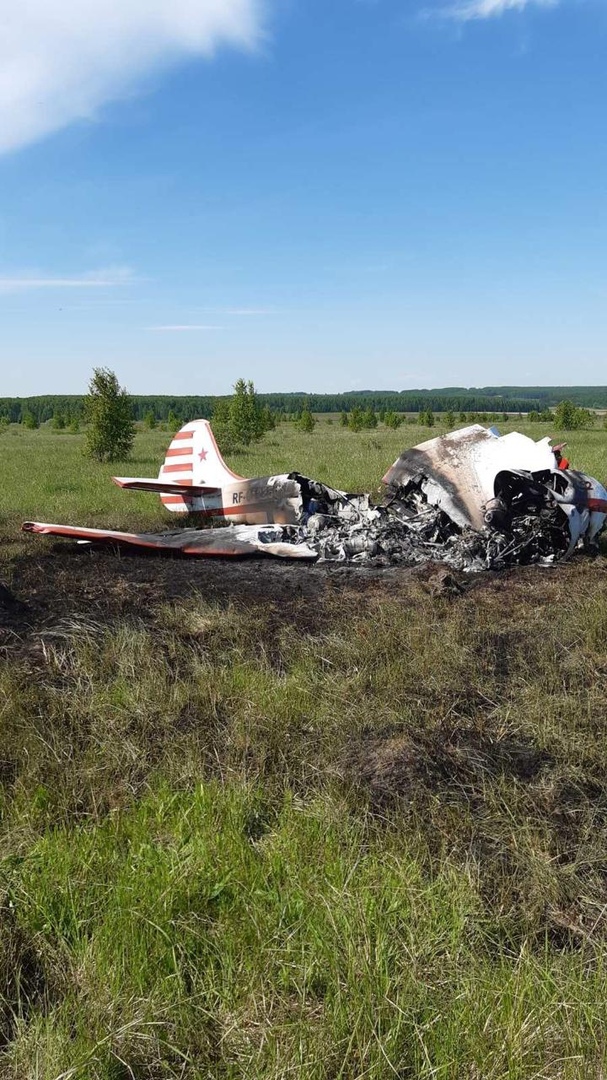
top-left (160, 420), bottom-right (244, 513)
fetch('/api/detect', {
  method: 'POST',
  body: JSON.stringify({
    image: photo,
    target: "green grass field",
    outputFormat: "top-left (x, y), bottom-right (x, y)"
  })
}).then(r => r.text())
top-left (2, 419), bottom-right (607, 1079)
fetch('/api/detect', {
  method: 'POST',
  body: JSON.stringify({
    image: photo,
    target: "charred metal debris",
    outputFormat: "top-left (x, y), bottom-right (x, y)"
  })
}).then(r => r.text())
top-left (268, 426), bottom-right (607, 569)
top-left (292, 472), bottom-right (586, 570)
top-left (23, 426), bottom-right (607, 568)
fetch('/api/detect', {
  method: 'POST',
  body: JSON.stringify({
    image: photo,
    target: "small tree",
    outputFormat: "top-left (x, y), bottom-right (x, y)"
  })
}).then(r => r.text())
top-left (262, 405), bottom-right (276, 432)
top-left (167, 409), bottom-right (179, 431)
top-left (575, 407), bottom-right (594, 427)
top-left (52, 412), bottom-right (66, 430)
top-left (299, 408), bottom-right (316, 434)
top-left (22, 411), bottom-right (38, 429)
top-left (384, 411), bottom-right (402, 430)
top-left (444, 411), bottom-right (455, 429)
top-left (348, 406), bottom-right (364, 432)
top-left (554, 400), bottom-right (582, 431)
top-left (83, 367), bottom-right (135, 462)
top-left (212, 379), bottom-right (270, 452)
top-left (340, 411), bottom-right (349, 427)
top-left (229, 379), bottom-right (265, 445)
top-left (143, 410), bottom-right (157, 430)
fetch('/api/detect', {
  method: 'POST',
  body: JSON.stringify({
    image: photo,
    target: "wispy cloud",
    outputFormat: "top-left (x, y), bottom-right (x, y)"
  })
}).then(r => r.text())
top-left (0, 266), bottom-right (136, 293)
top-left (148, 324), bottom-right (223, 331)
top-left (446, 0), bottom-right (556, 20)
top-left (201, 307), bottom-right (277, 315)
top-left (0, 0), bottom-right (266, 155)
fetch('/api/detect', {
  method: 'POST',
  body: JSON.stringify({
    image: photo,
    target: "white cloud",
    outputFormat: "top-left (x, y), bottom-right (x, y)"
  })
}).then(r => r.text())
top-left (0, 0), bottom-right (265, 155)
top-left (447, 0), bottom-right (556, 19)
top-left (0, 266), bottom-right (135, 292)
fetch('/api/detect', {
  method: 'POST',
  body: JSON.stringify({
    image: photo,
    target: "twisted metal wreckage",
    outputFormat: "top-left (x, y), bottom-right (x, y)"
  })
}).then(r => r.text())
top-left (23, 421), bottom-right (607, 571)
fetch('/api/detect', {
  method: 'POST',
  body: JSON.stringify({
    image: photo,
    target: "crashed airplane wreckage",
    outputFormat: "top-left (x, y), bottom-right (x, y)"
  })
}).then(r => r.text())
top-left (23, 421), bottom-right (607, 571)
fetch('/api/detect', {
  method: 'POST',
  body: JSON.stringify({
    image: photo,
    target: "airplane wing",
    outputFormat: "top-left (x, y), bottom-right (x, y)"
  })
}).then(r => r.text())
top-left (112, 477), bottom-right (220, 496)
top-left (21, 521), bottom-right (318, 559)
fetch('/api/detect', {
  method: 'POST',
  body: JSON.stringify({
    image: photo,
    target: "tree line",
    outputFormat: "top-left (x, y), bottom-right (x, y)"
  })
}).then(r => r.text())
top-left (6, 386), bottom-right (607, 426)
top-left (2, 368), bottom-right (603, 464)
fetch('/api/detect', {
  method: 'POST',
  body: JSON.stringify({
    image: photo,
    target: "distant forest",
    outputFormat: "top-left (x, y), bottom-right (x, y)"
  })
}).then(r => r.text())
top-left (2, 386), bottom-right (607, 425)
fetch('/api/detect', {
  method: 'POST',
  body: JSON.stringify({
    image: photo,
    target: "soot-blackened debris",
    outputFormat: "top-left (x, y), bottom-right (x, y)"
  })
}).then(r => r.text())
top-left (293, 473), bottom-right (580, 571)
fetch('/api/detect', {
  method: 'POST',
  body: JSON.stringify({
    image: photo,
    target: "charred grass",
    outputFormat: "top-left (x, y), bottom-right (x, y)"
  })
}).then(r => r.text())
top-left (2, 424), bottom-right (607, 1077)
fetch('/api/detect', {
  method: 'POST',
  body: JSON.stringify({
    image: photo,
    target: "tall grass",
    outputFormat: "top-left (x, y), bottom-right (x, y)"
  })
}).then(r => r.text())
top-left (4, 783), bottom-right (607, 1079)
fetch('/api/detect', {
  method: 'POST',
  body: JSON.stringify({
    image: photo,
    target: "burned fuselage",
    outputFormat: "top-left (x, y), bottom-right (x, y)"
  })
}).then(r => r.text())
top-left (377, 426), bottom-right (607, 569)
top-left (23, 425), bottom-right (606, 568)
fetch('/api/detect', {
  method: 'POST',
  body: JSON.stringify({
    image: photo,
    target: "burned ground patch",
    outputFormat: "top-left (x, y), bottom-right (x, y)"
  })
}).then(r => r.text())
top-left (0, 539), bottom-right (468, 648)
top-left (342, 724), bottom-right (552, 808)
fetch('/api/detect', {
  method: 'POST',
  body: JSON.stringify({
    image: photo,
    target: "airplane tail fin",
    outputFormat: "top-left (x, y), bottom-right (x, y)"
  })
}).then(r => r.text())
top-left (158, 420), bottom-right (245, 513)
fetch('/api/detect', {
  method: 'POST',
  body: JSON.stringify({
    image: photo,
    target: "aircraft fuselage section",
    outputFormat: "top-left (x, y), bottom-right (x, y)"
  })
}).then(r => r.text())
top-left (182, 475), bottom-right (303, 525)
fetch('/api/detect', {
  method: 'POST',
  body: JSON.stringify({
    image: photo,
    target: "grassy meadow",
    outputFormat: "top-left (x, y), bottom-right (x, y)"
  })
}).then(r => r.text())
top-left (2, 417), bottom-right (607, 1078)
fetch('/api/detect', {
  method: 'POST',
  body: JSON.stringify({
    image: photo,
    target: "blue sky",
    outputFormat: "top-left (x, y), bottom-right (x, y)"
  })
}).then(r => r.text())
top-left (1, 0), bottom-right (606, 395)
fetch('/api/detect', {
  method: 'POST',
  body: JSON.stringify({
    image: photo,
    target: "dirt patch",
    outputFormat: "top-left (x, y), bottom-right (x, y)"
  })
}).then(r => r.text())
top-left (342, 724), bottom-right (552, 808)
top-left (0, 582), bottom-right (26, 628)
top-left (1, 541), bottom-right (469, 640)
top-left (3, 540), bottom-right (606, 645)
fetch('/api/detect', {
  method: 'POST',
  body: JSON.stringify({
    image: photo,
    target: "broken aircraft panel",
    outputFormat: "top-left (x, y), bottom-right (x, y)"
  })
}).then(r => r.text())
top-left (382, 424), bottom-right (557, 531)
top-left (22, 521), bottom-right (318, 559)
top-left (22, 424), bottom-right (607, 570)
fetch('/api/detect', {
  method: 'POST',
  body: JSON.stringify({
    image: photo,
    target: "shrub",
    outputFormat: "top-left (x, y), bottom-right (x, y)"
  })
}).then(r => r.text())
top-left (383, 411), bottom-right (403, 430)
top-left (554, 400), bottom-right (593, 431)
top-left (299, 408), bottom-right (316, 434)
